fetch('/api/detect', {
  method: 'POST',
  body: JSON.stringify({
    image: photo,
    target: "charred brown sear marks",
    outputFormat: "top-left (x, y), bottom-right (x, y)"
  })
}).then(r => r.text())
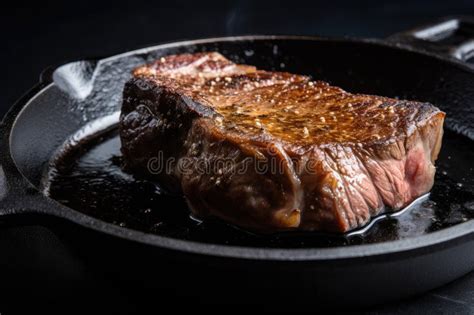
top-left (121, 52), bottom-right (445, 233)
top-left (133, 52), bottom-right (438, 148)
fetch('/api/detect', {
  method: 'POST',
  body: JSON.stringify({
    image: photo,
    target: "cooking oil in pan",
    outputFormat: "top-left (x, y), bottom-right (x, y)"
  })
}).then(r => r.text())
top-left (42, 121), bottom-right (474, 248)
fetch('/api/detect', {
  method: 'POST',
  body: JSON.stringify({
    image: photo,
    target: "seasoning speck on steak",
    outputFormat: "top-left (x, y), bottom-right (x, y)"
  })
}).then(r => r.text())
top-left (120, 52), bottom-right (445, 233)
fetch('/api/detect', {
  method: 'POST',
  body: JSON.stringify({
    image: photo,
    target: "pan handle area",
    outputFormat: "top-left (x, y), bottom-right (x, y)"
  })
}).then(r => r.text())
top-left (0, 165), bottom-right (53, 218)
top-left (0, 135), bottom-right (57, 220)
top-left (387, 16), bottom-right (474, 64)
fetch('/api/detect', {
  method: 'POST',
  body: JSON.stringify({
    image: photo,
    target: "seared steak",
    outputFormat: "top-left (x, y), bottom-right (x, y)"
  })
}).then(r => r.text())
top-left (120, 52), bottom-right (445, 233)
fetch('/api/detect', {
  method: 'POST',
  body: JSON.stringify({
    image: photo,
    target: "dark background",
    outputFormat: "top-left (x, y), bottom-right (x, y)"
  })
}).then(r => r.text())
top-left (2, 0), bottom-right (474, 117)
top-left (1, 0), bottom-right (474, 313)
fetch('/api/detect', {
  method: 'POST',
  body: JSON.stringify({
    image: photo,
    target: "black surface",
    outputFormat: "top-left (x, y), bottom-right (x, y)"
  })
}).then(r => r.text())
top-left (1, 1), bottom-right (474, 313)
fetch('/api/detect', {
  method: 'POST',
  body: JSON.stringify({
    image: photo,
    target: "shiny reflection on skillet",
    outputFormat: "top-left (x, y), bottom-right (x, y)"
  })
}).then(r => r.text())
top-left (43, 123), bottom-right (474, 248)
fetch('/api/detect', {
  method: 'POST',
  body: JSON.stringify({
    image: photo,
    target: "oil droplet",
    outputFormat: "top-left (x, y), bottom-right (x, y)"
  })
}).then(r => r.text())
top-left (152, 222), bottom-right (164, 231)
top-left (273, 45), bottom-right (279, 55)
top-left (464, 201), bottom-right (474, 211)
top-left (244, 49), bottom-right (254, 57)
top-left (450, 203), bottom-right (461, 211)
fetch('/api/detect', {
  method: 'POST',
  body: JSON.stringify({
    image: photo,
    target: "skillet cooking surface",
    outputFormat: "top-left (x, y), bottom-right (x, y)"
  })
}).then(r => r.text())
top-left (12, 36), bottom-right (468, 249)
top-left (9, 36), bottom-right (474, 251)
top-left (4, 33), bottom-right (474, 306)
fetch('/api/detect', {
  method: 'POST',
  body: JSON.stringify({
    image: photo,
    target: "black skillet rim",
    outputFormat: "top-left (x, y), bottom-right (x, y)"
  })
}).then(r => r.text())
top-left (2, 35), bottom-right (474, 261)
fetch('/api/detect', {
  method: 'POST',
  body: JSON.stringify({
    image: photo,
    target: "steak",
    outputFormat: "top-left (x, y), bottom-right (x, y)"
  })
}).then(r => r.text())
top-left (120, 52), bottom-right (445, 233)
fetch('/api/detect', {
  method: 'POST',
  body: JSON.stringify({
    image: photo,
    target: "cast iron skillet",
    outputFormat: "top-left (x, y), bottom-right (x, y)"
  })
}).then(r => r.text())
top-left (1, 17), bottom-right (474, 309)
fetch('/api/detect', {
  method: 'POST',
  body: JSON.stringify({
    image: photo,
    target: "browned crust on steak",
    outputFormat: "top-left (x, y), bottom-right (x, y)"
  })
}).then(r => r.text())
top-left (120, 52), bottom-right (445, 233)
